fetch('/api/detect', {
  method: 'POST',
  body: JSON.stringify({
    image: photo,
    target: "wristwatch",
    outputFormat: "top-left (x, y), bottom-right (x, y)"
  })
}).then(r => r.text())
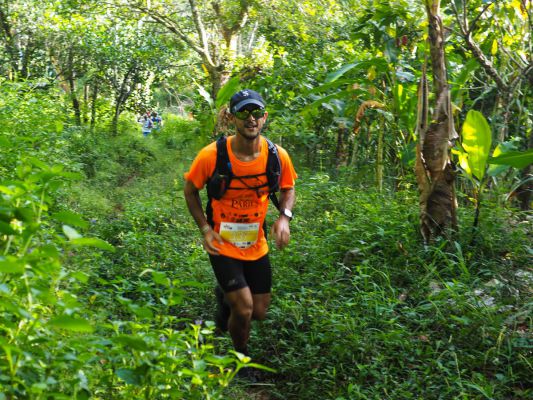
top-left (280, 208), bottom-right (293, 221)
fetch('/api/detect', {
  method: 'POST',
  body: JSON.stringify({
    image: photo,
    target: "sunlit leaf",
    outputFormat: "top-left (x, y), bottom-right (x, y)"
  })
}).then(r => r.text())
top-left (367, 66), bottom-right (376, 80)
top-left (489, 149), bottom-right (533, 169)
top-left (461, 110), bottom-right (492, 180)
top-left (325, 59), bottom-right (388, 83)
top-left (50, 315), bottom-right (94, 333)
top-left (0, 260), bottom-right (25, 274)
top-left (63, 225), bottom-right (82, 240)
top-left (491, 39), bottom-right (498, 55)
top-left (71, 271), bottom-right (89, 283)
top-left (452, 148), bottom-right (471, 175)
top-left (215, 76), bottom-right (240, 108)
top-left (112, 335), bottom-right (149, 351)
top-left (70, 237), bottom-right (115, 252)
top-left (196, 84), bottom-right (214, 108)
top-left (487, 142), bottom-right (517, 176)
top-left (52, 211), bottom-right (89, 228)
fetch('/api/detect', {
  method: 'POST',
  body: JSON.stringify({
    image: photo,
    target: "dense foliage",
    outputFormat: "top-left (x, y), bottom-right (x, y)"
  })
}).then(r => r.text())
top-left (0, 0), bottom-right (531, 398)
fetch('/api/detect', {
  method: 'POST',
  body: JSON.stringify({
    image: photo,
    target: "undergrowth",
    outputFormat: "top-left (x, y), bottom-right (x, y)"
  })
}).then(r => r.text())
top-left (2, 110), bottom-right (531, 399)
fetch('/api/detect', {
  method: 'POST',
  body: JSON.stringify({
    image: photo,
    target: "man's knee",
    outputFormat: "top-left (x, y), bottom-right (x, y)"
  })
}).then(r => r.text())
top-left (231, 302), bottom-right (253, 321)
top-left (252, 307), bottom-right (268, 321)
top-left (252, 294), bottom-right (270, 321)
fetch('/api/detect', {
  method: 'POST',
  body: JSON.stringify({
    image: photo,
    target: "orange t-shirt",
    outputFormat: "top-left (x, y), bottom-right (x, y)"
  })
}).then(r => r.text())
top-left (184, 135), bottom-right (297, 260)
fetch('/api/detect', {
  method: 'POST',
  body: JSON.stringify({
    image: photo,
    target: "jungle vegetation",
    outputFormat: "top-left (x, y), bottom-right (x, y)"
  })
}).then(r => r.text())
top-left (0, 0), bottom-right (531, 399)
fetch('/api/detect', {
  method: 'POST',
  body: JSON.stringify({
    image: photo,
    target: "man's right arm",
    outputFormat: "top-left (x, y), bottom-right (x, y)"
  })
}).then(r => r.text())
top-left (183, 180), bottom-right (223, 255)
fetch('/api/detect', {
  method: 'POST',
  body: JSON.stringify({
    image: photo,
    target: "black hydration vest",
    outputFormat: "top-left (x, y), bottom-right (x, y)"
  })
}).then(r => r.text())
top-left (206, 136), bottom-right (281, 227)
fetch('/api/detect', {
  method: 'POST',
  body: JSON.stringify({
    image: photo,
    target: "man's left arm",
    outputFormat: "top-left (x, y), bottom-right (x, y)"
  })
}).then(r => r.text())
top-left (271, 187), bottom-right (296, 250)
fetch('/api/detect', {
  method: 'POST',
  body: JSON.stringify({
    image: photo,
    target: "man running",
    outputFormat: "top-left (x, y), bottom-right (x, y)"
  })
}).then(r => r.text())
top-left (183, 89), bottom-right (297, 360)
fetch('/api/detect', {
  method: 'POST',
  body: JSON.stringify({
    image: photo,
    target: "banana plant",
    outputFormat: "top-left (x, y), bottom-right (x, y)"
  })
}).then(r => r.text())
top-left (453, 110), bottom-right (533, 227)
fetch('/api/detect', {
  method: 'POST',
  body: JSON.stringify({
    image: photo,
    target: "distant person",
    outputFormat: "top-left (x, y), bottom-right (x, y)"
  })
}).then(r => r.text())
top-left (183, 89), bottom-right (297, 375)
top-left (152, 112), bottom-right (163, 130)
top-left (140, 114), bottom-right (153, 137)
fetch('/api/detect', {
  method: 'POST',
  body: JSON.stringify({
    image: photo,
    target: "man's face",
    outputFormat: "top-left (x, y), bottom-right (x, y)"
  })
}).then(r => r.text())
top-left (232, 106), bottom-right (268, 141)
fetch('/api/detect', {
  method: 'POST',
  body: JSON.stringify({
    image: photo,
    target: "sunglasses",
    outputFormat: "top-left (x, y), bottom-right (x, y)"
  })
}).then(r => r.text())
top-left (234, 108), bottom-right (266, 120)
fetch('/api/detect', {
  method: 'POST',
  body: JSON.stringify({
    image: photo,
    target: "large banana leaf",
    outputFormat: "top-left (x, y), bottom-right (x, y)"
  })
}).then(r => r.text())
top-left (325, 58), bottom-right (389, 83)
top-left (461, 110), bottom-right (492, 180)
top-left (489, 149), bottom-right (533, 169)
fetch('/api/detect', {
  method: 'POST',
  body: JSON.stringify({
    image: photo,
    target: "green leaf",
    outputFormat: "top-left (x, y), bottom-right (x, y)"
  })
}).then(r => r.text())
top-left (452, 147), bottom-right (472, 176)
top-left (70, 238), bottom-right (115, 252)
top-left (301, 89), bottom-right (366, 116)
top-left (0, 221), bottom-right (16, 235)
top-left (59, 171), bottom-right (83, 180)
top-left (152, 271), bottom-right (170, 287)
top-left (63, 225), bottom-right (82, 240)
top-left (14, 207), bottom-right (35, 222)
top-left (71, 271), bottom-right (89, 283)
top-left (52, 211), bottom-right (89, 228)
top-left (28, 157), bottom-right (49, 170)
top-left (55, 120), bottom-right (64, 133)
top-left (325, 59), bottom-right (388, 83)
top-left (131, 305), bottom-right (154, 319)
top-left (112, 335), bottom-right (149, 351)
top-left (487, 141), bottom-right (519, 176)
top-left (215, 76), bottom-right (240, 108)
top-left (326, 62), bottom-right (359, 83)
top-left (193, 360), bottom-right (206, 371)
top-left (49, 316), bottom-right (94, 333)
top-left (196, 84), bottom-right (214, 108)
top-left (0, 260), bottom-right (24, 274)
top-left (116, 368), bottom-right (141, 385)
top-left (488, 149), bottom-right (533, 169)
top-left (305, 78), bottom-right (356, 95)
top-left (461, 110), bottom-right (492, 180)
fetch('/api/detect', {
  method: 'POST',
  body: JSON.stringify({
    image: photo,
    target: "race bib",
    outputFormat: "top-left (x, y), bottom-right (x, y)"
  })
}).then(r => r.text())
top-left (219, 222), bottom-right (260, 249)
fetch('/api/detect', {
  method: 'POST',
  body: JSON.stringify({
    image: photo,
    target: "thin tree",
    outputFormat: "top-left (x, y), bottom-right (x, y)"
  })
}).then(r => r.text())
top-left (415, 0), bottom-right (458, 243)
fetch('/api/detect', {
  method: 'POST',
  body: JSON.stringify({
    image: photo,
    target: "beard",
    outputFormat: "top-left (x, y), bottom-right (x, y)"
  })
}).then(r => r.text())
top-left (236, 123), bottom-right (262, 140)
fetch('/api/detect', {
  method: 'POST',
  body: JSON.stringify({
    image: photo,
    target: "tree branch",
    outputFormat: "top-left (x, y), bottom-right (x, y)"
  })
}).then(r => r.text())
top-left (450, 0), bottom-right (508, 92)
top-left (467, 1), bottom-right (494, 37)
top-left (188, 0), bottom-right (213, 65)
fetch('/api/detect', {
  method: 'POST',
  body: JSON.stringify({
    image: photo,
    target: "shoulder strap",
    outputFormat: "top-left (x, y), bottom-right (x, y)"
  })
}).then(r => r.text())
top-left (265, 137), bottom-right (282, 211)
top-left (206, 136), bottom-right (232, 201)
top-left (206, 136), bottom-right (232, 226)
top-left (215, 136), bottom-right (231, 178)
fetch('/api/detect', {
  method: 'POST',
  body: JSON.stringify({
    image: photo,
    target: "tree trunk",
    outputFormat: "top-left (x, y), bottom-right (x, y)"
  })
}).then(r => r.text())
top-left (90, 80), bottom-right (99, 131)
top-left (68, 75), bottom-right (81, 125)
top-left (0, 5), bottom-right (21, 80)
top-left (335, 123), bottom-right (348, 171)
top-left (83, 83), bottom-right (89, 124)
top-left (208, 64), bottom-right (230, 102)
top-left (111, 101), bottom-right (121, 136)
top-left (376, 116), bottom-right (384, 192)
top-left (415, 0), bottom-right (458, 243)
top-left (111, 66), bottom-right (138, 135)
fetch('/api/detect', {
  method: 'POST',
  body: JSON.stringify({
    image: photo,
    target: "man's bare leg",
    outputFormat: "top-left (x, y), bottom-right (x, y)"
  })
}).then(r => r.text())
top-left (225, 287), bottom-right (253, 354)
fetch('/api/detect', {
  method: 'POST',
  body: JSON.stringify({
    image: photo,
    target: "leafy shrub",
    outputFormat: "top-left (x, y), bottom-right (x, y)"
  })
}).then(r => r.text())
top-left (257, 172), bottom-right (532, 399)
top-left (0, 80), bottom-right (67, 178)
top-left (155, 114), bottom-right (203, 150)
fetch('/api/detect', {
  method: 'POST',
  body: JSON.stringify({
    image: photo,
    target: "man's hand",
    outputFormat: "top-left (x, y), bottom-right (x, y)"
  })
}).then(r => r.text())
top-left (203, 228), bottom-right (224, 255)
top-left (270, 217), bottom-right (291, 250)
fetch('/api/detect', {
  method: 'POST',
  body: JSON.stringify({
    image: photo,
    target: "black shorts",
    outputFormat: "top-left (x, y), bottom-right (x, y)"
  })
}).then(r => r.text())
top-left (209, 254), bottom-right (272, 294)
